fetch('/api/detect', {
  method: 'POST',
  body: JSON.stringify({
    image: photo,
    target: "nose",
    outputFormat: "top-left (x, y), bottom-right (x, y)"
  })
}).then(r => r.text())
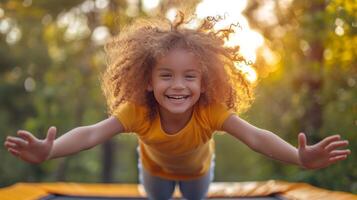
top-left (172, 77), bottom-right (185, 89)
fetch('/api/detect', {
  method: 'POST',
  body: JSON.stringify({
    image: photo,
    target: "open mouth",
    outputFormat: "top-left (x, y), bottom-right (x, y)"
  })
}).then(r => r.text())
top-left (165, 95), bottom-right (190, 100)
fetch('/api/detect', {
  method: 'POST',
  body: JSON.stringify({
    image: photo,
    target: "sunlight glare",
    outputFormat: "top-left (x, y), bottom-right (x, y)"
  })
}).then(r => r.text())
top-left (254, 0), bottom-right (278, 26)
top-left (142, 0), bottom-right (160, 12)
top-left (224, 29), bottom-right (264, 62)
top-left (166, 8), bottom-right (177, 22)
top-left (95, 0), bottom-right (109, 9)
top-left (261, 46), bottom-right (280, 67)
top-left (6, 26), bottom-right (22, 45)
top-left (195, 0), bottom-right (264, 83)
top-left (57, 10), bottom-right (91, 41)
top-left (92, 26), bottom-right (110, 45)
top-left (235, 63), bottom-right (258, 83)
top-left (24, 77), bottom-right (36, 92)
top-left (0, 18), bottom-right (11, 34)
top-left (196, 0), bottom-right (247, 18)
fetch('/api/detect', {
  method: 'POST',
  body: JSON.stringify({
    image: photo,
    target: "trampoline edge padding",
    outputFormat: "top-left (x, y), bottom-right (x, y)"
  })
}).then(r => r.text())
top-left (0, 181), bottom-right (356, 200)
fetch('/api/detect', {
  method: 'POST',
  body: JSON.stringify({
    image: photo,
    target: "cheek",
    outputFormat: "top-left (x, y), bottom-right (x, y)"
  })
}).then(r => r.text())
top-left (151, 80), bottom-right (167, 93)
top-left (190, 81), bottom-right (203, 93)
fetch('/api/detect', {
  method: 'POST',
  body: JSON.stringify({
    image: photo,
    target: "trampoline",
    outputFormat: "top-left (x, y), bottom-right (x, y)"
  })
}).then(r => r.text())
top-left (0, 181), bottom-right (356, 200)
top-left (40, 195), bottom-right (282, 200)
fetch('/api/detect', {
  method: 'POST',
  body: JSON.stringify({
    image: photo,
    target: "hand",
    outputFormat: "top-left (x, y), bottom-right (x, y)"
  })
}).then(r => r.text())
top-left (298, 132), bottom-right (351, 169)
top-left (4, 127), bottom-right (57, 164)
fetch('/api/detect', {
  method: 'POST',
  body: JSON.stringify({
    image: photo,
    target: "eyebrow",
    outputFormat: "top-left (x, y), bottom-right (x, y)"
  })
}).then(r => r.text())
top-left (156, 67), bottom-right (200, 73)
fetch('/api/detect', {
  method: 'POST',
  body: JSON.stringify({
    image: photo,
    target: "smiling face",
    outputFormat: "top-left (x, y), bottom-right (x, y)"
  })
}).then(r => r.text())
top-left (148, 48), bottom-right (204, 119)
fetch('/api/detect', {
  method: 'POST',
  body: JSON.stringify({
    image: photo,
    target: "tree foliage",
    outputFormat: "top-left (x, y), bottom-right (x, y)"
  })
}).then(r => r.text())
top-left (236, 0), bottom-right (356, 192)
top-left (0, 0), bottom-right (355, 193)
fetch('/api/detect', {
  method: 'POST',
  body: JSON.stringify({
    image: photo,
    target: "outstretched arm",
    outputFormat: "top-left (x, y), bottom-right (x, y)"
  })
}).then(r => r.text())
top-left (4, 116), bottom-right (124, 164)
top-left (222, 114), bottom-right (351, 169)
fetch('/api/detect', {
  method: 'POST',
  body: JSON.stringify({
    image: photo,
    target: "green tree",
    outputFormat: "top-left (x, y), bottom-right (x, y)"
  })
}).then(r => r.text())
top-left (240, 0), bottom-right (356, 192)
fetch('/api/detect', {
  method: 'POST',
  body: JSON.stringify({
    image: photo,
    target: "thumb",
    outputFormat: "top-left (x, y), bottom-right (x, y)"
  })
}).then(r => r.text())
top-left (298, 132), bottom-right (307, 150)
top-left (45, 126), bottom-right (57, 143)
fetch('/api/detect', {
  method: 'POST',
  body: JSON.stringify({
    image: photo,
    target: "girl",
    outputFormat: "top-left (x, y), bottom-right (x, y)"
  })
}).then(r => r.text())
top-left (4, 14), bottom-right (351, 200)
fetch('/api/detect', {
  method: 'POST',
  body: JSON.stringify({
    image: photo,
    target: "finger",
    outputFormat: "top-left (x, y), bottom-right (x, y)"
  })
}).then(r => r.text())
top-left (325, 140), bottom-right (349, 152)
top-left (4, 138), bottom-right (12, 147)
top-left (6, 137), bottom-right (29, 148)
top-left (4, 141), bottom-right (17, 149)
top-left (329, 149), bottom-right (351, 157)
top-left (329, 155), bottom-right (347, 164)
top-left (17, 130), bottom-right (36, 143)
top-left (8, 148), bottom-right (21, 157)
top-left (298, 132), bottom-right (307, 149)
top-left (45, 126), bottom-right (57, 143)
top-left (320, 135), bottom-right (341, 148)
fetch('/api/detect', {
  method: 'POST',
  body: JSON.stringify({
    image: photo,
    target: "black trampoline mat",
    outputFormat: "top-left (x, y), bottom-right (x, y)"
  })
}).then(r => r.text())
top-left (40, 194), bottom-right (285, 200)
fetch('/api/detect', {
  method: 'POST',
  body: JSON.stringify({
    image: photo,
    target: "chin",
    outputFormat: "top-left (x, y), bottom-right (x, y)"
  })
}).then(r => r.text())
top-left (167, 108), bottom-right (191, 114)
top-left (161, 104), bottom-right (194, 114)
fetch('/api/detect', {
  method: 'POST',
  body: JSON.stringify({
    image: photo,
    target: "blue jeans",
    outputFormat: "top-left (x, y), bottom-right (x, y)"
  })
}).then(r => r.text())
top-left (138, 155), bottom-right (215, 200)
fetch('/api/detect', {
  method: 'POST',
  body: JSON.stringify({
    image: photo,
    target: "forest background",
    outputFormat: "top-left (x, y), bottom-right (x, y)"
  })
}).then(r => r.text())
top-left (0, 0), bottom-right (356, 193)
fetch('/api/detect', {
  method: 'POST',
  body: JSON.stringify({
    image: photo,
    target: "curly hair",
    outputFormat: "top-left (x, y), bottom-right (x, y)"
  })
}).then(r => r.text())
top-left (101, 12), bottom-right (255, 119)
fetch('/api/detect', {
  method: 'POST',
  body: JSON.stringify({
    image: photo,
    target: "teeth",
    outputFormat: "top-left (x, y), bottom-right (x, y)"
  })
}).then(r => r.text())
top-left (167, 95), bottom-right (188, 99)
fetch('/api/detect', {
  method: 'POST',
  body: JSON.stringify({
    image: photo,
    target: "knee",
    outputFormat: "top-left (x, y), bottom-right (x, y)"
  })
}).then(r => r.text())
top-left (140, 168), bottom-right (175, 199)
top-left (142, 178), bottom-right (175, 200)
top-left (179, 185), bottom-right (208, 200)
top-left (143, 182), bottom-right (175, 200)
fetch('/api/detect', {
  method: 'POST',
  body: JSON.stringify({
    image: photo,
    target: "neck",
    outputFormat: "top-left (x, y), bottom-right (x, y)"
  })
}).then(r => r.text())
top-left (158, 107), bottom-right (194, 134)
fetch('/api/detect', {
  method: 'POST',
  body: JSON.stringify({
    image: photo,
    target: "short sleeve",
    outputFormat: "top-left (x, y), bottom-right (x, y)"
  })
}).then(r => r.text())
top-left (113, 102), bottom-right (148, 133)
top-left (208, 103), bottom-right (235, 131)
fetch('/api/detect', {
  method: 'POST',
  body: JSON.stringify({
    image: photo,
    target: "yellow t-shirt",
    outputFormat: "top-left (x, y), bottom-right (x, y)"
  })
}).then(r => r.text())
top-left (114, 102), bottom-right (233, 180)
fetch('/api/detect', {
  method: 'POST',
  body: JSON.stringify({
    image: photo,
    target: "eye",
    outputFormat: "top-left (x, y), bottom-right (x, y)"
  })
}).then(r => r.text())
top-left (159, 73), bottom-right (172, 79)
top-left (185, 74), bottom-right (197, 80)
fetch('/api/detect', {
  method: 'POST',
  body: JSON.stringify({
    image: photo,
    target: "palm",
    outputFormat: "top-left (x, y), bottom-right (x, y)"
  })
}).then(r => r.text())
top-left (4, 127), bottom-right (57, 164)
top-left (298, 133), bottom-right (350, 169)
top-left (299, 143), bottom-right (331, 169)
top-left (18, 139), bottom-right (52, 163)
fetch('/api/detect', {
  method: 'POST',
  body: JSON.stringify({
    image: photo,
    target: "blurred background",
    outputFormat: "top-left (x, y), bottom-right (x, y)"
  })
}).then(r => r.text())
top-left (0, 0), bottom-right (356, 193)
